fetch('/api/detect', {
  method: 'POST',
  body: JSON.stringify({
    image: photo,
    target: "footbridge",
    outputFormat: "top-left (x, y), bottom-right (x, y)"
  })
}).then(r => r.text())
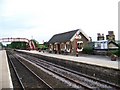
top-left (0, 38), bottom-right (36, 50)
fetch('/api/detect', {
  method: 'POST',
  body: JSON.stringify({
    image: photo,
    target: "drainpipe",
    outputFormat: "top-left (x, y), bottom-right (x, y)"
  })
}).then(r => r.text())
top-left (75, 34), bottom-right (79, 57)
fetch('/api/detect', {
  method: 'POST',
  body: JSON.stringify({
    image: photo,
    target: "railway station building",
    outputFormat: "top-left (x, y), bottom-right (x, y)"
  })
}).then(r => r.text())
top-left (48, 29), bottom-right (90, 55)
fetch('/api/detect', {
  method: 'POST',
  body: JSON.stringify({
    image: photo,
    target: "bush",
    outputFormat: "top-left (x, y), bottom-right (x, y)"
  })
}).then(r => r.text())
top-left (118, 47), bottom-right (120, 57)
top-left (109, 50), bottom-right (119, 56)
top-left (82, 45), bottom-right (93, 54)
top-left (110, 43), bottom-right (120, 57)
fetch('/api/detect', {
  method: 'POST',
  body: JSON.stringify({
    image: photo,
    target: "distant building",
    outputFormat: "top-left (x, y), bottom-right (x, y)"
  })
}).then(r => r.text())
top-left (93, 40), bottom-right (119, 55)
top-left (94, 40), bottom-right (119, 50)
top-left (48, 29), bottom-right (90, 55)
top-left (91, 31), bottom-right (118, 55)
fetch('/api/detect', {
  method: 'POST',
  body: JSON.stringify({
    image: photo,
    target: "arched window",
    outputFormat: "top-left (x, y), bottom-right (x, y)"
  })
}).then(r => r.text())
top-left (77, 41), bottom-right (83, 52)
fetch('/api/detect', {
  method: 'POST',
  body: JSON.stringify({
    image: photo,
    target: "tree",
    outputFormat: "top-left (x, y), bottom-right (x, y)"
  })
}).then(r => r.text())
top-left (8, 42), bottom-right (27, 49)
top-left (82, 44), bottom-right (94, 54)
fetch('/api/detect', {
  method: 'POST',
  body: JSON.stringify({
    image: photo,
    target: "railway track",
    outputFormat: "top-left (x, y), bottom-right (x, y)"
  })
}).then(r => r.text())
top-left (7, 51), bottom-right (53, 89)
top-left (15, 51), bottom-right (120, 90)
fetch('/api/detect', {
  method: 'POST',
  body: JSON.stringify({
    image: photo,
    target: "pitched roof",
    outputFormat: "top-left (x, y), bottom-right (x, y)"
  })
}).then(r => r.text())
top-left (48, 29), bottom-right (78, 43)
top-left (94, 40), bottom-right (119, 48)
top-left (108, 40), bottom-right (119, 47)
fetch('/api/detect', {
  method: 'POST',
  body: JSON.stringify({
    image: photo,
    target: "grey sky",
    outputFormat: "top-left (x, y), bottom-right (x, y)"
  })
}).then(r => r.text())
top-left (0, 0), bottom-right (119, 43)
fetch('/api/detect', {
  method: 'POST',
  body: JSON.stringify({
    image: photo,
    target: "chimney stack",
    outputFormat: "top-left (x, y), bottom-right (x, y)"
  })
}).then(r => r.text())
top-left (106, 31), bottom-right (115, 41)
top-left (97, 33), bottom-right (104, 41)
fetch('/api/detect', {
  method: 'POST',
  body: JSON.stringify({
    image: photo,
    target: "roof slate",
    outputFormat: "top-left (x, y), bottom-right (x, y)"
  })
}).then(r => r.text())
top-left (48, 29), bottom-right (78, 44)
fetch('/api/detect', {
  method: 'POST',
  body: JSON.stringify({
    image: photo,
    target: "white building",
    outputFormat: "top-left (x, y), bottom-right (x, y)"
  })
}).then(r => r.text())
top-left (94, 40), bottom-right (119, 50)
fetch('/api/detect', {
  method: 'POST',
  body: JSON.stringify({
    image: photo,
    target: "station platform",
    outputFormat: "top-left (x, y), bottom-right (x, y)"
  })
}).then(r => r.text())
top-left (18, 50), bottom-right (119, 70)
top-left (0, 50), bottom-right (13, 89)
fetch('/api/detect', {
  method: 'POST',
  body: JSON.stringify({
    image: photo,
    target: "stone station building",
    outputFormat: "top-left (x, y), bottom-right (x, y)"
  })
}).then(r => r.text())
top-left (48, 29), bottom-right (90, 55)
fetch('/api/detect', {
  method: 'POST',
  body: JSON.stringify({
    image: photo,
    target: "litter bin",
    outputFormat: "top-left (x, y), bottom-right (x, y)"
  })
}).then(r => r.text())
top-left (111, 54), bottom-right (117, 61)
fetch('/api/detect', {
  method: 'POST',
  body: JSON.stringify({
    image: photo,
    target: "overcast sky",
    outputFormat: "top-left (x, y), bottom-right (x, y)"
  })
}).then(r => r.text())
top-left (0, 0), bottom-right (119, 44)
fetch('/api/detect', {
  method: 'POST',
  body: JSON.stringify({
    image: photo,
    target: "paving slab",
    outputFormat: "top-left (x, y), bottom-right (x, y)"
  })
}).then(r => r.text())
top-left (0, 50), bottom-right (13, 89)
top-left (18, 50), bottom-right (120, 69)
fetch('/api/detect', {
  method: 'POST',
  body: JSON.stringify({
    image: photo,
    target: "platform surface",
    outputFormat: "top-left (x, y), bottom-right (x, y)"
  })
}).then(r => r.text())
top-left (18, 50), bottom-right (120, 70)
top-left (0, 50), bottom-right (13, 89)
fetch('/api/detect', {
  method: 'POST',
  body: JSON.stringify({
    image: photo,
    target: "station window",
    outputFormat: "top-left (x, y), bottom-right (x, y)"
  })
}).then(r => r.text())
top-left (77, 43), bottom-right (83, 49)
